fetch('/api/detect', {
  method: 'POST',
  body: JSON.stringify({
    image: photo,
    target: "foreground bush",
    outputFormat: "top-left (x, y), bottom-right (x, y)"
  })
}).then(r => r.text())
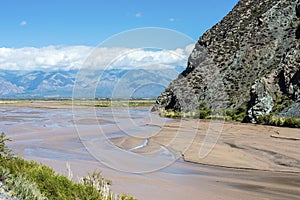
top-left (0, 133), bottom-right (136, 200)
top-left (0, 132), bottom-right (12, 160)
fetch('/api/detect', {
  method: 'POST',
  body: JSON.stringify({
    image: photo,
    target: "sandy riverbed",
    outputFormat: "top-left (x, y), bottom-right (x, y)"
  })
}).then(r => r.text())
top-left (0, 103), bottom-right (299, 199)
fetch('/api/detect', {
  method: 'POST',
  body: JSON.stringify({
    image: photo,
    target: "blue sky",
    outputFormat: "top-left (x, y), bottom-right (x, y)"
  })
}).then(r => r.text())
top-left (0, 0), bottom-right (239, 48)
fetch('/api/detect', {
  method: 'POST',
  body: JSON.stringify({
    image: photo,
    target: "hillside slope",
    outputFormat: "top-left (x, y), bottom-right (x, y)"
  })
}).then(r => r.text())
top-left (155, 0), bottom-right (300, 122)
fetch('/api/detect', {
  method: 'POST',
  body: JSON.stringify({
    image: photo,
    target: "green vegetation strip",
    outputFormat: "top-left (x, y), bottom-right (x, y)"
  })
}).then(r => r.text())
top-left (257, 114), bottom-right (300, 128)
top-left (0, 133), bottom-right (136, 200)
top-left (75, 100), bottom-right (155, 107)
top-left (159, 102), bottom-right (300, 128)
top-left (159, 102), bottom-right (247, 122)
top-left (0, 99), bottom-right (155, 107)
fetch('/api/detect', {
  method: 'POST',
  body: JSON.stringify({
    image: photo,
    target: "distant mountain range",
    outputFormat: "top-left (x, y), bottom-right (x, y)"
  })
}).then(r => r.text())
top-left (0, 67), bottom-right (184, 99)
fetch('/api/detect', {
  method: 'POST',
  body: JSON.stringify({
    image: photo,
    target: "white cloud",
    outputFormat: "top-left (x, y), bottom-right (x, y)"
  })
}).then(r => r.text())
top-left (110, 48), bottom-right (189, 69)
top-left (169, 18), bottom-right (175, 22)
top-left (0, 44), bottom-right (195, 71)
top-left (20, 20), bottom-right (27, 26)
top-left (0, 46), bottom-right (93, 71)
top-left (135, 12), bottom-right (142, 18)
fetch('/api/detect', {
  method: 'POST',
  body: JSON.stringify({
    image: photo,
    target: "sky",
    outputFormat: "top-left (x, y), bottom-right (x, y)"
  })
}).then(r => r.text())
top-left (0, 0), bottom-right (239, 71)
top-left (0, 0), bottom-right (239, 47)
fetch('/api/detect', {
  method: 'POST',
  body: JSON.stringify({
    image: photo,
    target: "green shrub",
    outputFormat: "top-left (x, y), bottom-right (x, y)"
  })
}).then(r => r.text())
top-left (257, 115), bottom-right (268, 124)
top-left (204, 115), bottom-right (231, 121)
top-left (224, 116), bottom-right (233, 121)
top-left (283, 117), bottom-right (300, 128)
top-left (0, 132), bottom-right (12, 160)
top-left (5, 174), bottom-right (46, 200)
top-left (197, 102), bottom-right (212, 119)
top-left (80, 170), bottom-right (114, 199)
top-left (117, 194), bottom-right (136, 200)
top-left (159, 109), bottom-right (184, 118)
top-left (0, 166), bottom-right (11, 182)
top-left (0, 166), bottom-right (46, 200)
top-left (198, 110), bottom-right (211, 119)
top-left (257, 114), bottom-right (300, 128)
top-left (225, 105), bottom-right (247, 122)
top-left (272, 95), bottom-right (293, 113)
top-left (225, 110), bottom-right (234, 117)
top-left (233, 112), bottom-right (246, 122)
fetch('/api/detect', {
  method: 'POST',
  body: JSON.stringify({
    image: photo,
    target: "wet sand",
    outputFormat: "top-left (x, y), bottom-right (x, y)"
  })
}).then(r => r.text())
top-left (0, 103), bottom-right (299, 199)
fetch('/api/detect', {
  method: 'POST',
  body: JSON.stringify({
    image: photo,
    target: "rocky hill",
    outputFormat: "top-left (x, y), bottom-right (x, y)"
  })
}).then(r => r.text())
top-left (155, 0), bottom-right (300, 122)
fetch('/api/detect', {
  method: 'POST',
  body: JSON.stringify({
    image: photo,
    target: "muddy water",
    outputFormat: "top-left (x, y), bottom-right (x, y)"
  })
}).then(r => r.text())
top-left (1, 106), bottom-right (299, 200)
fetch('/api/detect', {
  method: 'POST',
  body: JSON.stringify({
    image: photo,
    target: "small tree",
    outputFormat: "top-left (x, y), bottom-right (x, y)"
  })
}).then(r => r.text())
top-left (0, 132), bottom-right (12, 159)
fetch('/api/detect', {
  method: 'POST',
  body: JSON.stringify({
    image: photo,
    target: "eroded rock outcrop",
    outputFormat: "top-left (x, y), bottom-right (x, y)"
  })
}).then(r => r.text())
top-left (246, 78), bottom-right (274, 122)
top-left (155, 0), bottom-right (300, 122)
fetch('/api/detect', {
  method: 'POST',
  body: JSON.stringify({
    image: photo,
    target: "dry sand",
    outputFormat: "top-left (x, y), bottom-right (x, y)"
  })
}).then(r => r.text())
top-left (0, 103), bottom-right (299, 199)
top-left (146, 120), bottom-right (300, 172)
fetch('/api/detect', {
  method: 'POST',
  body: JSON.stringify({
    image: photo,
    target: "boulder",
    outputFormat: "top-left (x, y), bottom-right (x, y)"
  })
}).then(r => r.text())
top-left (246, 79), bottom-right (274, 123)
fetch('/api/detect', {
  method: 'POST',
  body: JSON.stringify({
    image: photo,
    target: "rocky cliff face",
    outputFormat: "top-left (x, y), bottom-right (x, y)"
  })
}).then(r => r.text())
top-left (155, 0), bottom-right (300, 122)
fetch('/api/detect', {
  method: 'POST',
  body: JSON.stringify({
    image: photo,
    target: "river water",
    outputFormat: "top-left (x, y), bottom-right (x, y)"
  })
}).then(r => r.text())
top-left (0, 106), bottom-right (299, 200)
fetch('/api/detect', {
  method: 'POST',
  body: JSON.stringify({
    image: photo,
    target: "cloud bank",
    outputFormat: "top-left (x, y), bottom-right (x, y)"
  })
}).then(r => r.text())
top-left (0, 44), bottom-right (195, 71)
